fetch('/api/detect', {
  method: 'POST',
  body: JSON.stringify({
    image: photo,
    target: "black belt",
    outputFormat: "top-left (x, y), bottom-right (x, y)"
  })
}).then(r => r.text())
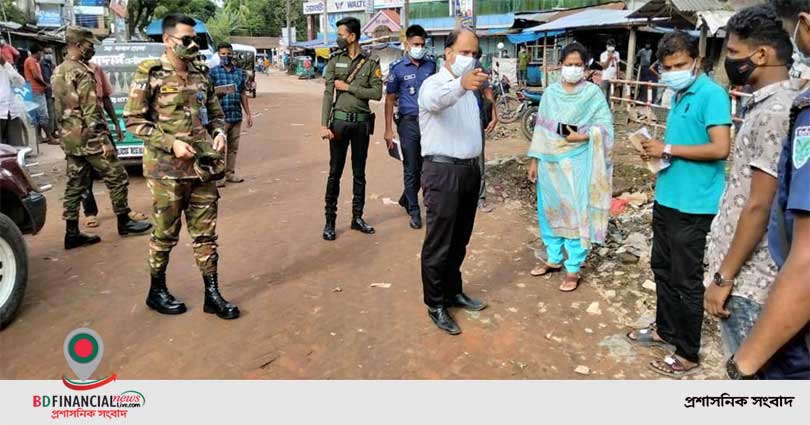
top-left (399, 114), bottom-right (418, 121)
top-left (424, 155), bottom-right (478, 167)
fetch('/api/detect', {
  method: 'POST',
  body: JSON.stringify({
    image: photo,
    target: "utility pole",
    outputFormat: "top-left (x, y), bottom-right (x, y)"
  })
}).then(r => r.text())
top-left (286, 0), bottom-right (293, 53)
top-left (403, 0), bottom-right (409, 28)
top-left (323, 0), bottom-right (328, 47)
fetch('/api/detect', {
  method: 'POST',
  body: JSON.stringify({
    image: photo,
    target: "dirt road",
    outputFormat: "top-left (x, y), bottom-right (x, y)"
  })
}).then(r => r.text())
top-left (1, 70), bottom-right (722, 379)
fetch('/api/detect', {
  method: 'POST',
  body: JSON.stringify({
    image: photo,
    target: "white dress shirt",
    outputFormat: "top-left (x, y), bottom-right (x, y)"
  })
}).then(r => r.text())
top-left (418, 66), bottom-right (482, 159)
top-left (0, 62), bottom-right (24, 119)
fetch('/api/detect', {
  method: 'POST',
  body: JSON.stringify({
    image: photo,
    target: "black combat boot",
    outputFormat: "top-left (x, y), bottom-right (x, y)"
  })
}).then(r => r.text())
top-left (323, 219), bottom-right (336, 241)
top-left (64, 219), bottom-right (101, 250)
top-left (145, 273), bottom-right (187, 315)
top-left (202, 273), bottom-right (240, 320)
top-left (350, 217), bottom-right (375, 234)
top-left (117, 213), bottom-right (152, 236)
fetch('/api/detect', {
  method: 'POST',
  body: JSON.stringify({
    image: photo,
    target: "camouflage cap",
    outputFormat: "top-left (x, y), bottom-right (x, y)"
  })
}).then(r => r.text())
top-left (65, 26), bottom-right (101, 45)
top-left (192, 141), bottom-right (225, 182)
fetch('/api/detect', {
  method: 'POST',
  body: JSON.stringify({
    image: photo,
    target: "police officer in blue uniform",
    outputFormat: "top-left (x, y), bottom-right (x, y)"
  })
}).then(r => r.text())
top-left (384, 25), bottom-right (436, 229)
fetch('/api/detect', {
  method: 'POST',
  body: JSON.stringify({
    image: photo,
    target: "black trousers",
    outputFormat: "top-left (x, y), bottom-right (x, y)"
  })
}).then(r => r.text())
top-left (421, 160), bottom-right (481, 308)
top-left (651, 202), bottom-right (714, 363)
top-left (396, 116), bottom-right (422, 216)
top-left (325, 119), bottom-right (370, 221)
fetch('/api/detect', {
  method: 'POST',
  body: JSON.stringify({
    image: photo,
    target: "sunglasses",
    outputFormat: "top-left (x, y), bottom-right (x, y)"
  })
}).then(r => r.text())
top-left (169, 35), bottom-right (197, 47)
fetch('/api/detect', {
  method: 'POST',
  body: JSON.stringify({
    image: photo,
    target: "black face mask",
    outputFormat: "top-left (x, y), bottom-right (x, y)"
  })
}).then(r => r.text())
top-left (336, 37), bottom-right (349, 50)
top-left (724, 53), bottom-right (758, 86)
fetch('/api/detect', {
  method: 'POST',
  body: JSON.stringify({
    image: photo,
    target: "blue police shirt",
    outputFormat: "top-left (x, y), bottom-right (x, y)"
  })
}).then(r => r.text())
top-left (768, 90), bottom-right (810, 268)
top-left (386, 56), bottom-right (436, 117)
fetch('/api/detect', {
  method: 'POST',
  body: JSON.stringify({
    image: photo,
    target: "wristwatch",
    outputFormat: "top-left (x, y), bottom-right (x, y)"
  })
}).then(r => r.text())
top-left (713, 272), bottom-right (735, 287)
top-left (726, 355), bottom-right (756, 380)
top-left (662, 144), bottom-right (673, 162)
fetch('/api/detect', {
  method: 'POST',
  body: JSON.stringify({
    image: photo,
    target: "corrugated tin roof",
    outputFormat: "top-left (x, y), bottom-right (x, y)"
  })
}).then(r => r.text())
top-left (697, 10), bottom-right (735, 35)
top-left (629, 0), bottom-right (733, 20)
top-left (526, 9), bottom-right (653, 32)
top-left (672, 0), bottom-right (733, 12)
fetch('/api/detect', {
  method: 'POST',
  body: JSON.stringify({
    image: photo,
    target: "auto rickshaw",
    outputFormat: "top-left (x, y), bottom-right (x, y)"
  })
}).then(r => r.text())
top-left (232, 43), bottom-right (257, 98)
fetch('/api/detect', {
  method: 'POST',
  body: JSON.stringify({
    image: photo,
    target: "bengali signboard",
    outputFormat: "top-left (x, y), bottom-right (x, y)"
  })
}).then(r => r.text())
top-left (304, 0), bottom-right (433, 15)
top-left (90, 43), bottom-right (165, 107)
top-left (35, 5), bottom-right (63, 27)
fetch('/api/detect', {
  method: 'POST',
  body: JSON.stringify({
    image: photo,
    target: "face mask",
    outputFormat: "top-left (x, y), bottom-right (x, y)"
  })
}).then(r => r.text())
top-left (173, 43), bottom-right (199, 62)
top-left (337, 37), bottom-right (349, 50)
top-left (724, 53), bottom-right (758, 86)
top-left (81, 45), bottom-right (95, 61)
top-left (792, 20), bottom-right (810, 67)
top-left (410, 46), bottom-right (425, 60)
top-left (561, 65), bottom-right (584, 83)
top-left (607, 46), bottom-right (615, 52)
top-left (451, 53), bottom-right (474, 77)
top-left (220, 55), bottom-right (232, 66)
top-left (44, 54), bottom-right (54, 62)
top-left (660, 62), bottom-right (697, 91)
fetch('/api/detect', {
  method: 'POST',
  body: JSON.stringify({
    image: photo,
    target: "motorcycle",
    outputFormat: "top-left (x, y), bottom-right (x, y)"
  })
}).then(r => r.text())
top-left (518, 89), bottom-right (543, 141)
top-left (490, 63), bottom-right (521, 124)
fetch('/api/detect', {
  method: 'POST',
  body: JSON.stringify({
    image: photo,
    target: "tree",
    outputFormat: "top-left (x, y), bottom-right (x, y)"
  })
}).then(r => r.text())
top-left (206, 8), bottom-right (243, 45)
top-left (1, 0), bottom-right (30, 25)
top-left (127, 0), bottom-right (218, 37)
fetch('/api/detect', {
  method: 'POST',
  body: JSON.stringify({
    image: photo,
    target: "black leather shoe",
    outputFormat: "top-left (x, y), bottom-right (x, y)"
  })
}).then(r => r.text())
top-left (117, 213), bottom-right (152, 236)
top-left (64, 219), bottom-right (101, 249)
top-left (350, 217), bottom-right (375, 234)
top-left (145, 274), bottom-right (186, 315)
top-left (203, 273), bottom-right (240, 319)
top-left (323, 220), bottom-right (336, 241)
top-left (409, 214), bottom-right (422, 229)
top-left (452, 293), bottom-right (488, 311)
top-left (398, 194), bottom-right (408, 212)
top-left (428, 307), bottom-right (461, 335)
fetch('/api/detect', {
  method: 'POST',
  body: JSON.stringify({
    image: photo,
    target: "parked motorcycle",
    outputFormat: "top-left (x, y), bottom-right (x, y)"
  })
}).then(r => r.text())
top-left (490, 63), bottom-right (521, 124)
top-left (518, 89), bottom-right (543, 141)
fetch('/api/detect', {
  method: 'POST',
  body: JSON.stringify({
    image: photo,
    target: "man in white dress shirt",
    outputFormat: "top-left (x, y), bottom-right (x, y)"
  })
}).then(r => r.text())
top-left (0, 52), bottom-right (25, 146)
top-left (417, 28), bottom-right (489, 335)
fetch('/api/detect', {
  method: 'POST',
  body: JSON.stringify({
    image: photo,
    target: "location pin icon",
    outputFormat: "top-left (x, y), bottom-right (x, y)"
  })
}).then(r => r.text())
top-left (63, 328), bottom-right (104, 381)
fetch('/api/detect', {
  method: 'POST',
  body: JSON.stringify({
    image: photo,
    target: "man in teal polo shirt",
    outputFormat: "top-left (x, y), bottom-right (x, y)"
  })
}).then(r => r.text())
top-left (627, 31), bottom-right (732, 378)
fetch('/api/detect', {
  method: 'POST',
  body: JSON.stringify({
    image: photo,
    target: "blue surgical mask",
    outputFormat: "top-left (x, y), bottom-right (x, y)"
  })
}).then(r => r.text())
top-left (660, 61), bottom-right (697, 92)
top-left (220, 55), bottom-right (232, 66)
top-left (451, 53), bottom-right (474, 77)
top-left (410, 46), bottom-right (426, 60)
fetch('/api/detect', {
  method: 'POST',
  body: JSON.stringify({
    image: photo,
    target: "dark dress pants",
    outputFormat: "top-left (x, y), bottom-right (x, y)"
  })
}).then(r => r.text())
top-left (396, 116), bottom-right (422, 216)
top-left (420, 160), bottom-right (481, 308)
top-left (324, 119), bottom-right (370, 221)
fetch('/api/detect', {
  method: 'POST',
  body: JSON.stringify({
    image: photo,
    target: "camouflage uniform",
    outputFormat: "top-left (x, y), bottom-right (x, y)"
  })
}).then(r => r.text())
top-left (52, 28), bottom-right (130, 221)
top-left (123, 54), bottom-right (226, 275)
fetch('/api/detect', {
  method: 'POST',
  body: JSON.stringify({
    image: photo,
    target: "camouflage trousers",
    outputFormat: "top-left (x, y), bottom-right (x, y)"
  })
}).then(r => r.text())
top-left (146, 178), bottom-right (219, 275)
top-left (63, 154), bottom-right (130, 221)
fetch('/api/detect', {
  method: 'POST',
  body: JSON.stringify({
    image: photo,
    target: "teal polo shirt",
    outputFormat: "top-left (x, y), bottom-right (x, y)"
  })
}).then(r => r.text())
top-left (655, 74), bottom-right (731, 215)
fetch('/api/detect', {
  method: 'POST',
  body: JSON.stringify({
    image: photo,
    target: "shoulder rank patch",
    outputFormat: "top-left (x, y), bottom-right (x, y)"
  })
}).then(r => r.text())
top-left (375, 67), bottom-right (382, 78)
top-left (389, 57), bottom-right (403, 70)
top-left (794, 126), bottom-right (810, 168)
top-left (137, 59), bottom-right (162, 74)
top-left (160, 86), bottom-right (180, 94)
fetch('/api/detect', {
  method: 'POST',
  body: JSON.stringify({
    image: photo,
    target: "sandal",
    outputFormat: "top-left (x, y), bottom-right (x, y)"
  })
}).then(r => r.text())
top-left (559, 273), bottom-right (580, 292)
top-left (85, 215), bottom-right (99, 228)
top-left (625, 325), bottom-right (673, 348)
top-left (649, 355), bottom-right (701, 379)
top-left (128, 211), bottom-right (148, 221)
top-left (530, 261), bottom-right (562, 277)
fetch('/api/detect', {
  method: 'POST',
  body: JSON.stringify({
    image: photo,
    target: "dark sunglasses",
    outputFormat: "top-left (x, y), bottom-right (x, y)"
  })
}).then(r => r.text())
top-left (169, 35), bottom-right (197, 47)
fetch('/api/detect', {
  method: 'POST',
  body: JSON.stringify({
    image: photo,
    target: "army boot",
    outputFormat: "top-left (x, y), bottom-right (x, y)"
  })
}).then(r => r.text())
top-left (202, 273), bottom-right (240, 320)
top-left (117, 213), bottom-right (152, 236)
top-left (64, 219), bottom-right (101, 249)
top-left (323, 218), bottom-right (336, 241)
top-left (145, 273), bottom-right (187, 315)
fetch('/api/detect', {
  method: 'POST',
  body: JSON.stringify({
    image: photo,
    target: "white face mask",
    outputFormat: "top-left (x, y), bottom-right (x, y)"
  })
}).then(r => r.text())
top-left (561, 65), bottom-right (584, 83)
top-left (410, 46), bottom-right (426, 60)
top-left (451, 53), bottom-right (474, 77)
top-left (607, 46), bottom-right (615, 52)
top-left (792, 19), bottom-right (810, 67)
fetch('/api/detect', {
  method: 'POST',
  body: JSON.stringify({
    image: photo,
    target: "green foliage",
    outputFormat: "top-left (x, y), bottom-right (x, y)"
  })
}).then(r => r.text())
top-left (127, 0), bottom-right (217, 35)
top-left (1, 0), bottom-right (29, 25)
top-left (207, 0), bottom-right (308, 40)
top-left (206, 8), bottom-right (243, 45)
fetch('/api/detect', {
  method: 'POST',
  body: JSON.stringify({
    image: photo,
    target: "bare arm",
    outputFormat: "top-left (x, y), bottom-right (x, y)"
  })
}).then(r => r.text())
top-left (240, 91), bottom-right (251, 118)
top-left (735, 213), bottom-right (810, 375)
top-left (671, 125), bottom-right (731, 161)
top-left (384, 93), bottom-right (396, 134)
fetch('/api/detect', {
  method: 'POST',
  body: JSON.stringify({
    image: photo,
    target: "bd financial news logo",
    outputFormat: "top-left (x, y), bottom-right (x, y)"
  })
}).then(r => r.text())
top-left (32, 328), bottom-right (146, 420)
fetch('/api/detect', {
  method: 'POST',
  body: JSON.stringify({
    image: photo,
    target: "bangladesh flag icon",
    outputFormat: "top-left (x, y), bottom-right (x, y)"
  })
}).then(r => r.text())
top-left (63, 328), bottom-right (104, 381)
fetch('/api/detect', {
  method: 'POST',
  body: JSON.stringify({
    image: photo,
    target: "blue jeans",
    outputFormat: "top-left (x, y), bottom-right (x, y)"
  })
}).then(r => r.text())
top-left (721, 295), bottom-right (810, 379)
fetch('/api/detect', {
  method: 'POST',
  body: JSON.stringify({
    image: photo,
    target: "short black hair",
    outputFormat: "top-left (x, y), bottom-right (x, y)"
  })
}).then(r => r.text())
top-left (770, 0), bottom-right (810, 17)
top-left (657, 31), bottom-right (698, 61)
top-left (446, 28), bottom-right (478, 48)
top-left (29, 44), bottom-right (42, 54)
top-left (727, 4), bottom-right (793, 65)
top-left (406, 25), bottom-right (427, 40)
top-left (560, 42), bottom-right (588, 64)
top-left (162, 14), bottom-right (196, 34)
top-left (336, 17), bottom-right (361, 39)
top-left (607, 39), bottom-right (616, 46)
top-left (217, 42), bottom-right (232, 51)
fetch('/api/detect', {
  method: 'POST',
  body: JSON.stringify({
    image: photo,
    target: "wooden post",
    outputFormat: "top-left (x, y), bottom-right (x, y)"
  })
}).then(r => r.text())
top-left (543, 33), bottom-right (548, 87)
top-left (699, 24), bottom-right (708, 58)
top-left (625, 28), bottom-right (637, 101)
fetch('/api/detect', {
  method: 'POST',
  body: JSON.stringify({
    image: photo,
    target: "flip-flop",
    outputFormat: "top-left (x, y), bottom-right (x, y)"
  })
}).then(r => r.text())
top-left (625, 326), bottom-right (674, 349)
top-left (128, 211), bottom-right (148, 221)
top-left (559, 273), bottom-right (580, 292)
top-left (530, 261), bottom-right (562, 277)
top-left (649, 355), bottom-right (701, 379)
top-left (85, 216), bottom-right (99, 228)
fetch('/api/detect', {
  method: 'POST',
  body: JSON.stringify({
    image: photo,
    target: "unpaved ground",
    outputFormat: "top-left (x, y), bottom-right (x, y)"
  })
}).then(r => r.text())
top-left (0, 70), bottom-right (723, 380)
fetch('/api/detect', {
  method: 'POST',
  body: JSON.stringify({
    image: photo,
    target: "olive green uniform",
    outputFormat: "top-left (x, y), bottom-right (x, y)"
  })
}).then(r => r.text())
top-left (321, 50), bottom-right (382, 221)
top-left (52, 55), bottom-right (131, 221)
top-left (123, 54), bottom-right (226, 275)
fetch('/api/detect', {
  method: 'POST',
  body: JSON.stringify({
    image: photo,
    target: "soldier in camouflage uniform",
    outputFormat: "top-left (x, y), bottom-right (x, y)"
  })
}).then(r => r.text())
top-left (123, 14), bottom-right (239, 320)
top-left (52, 27), bottom-right (152, 250)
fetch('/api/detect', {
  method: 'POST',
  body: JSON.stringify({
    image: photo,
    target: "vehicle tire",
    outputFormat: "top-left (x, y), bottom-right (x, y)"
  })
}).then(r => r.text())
top-left (0, 213), bottom-right (28, 330)
top-left (521, 106), bottom-right (538, 142)
top-left (497, 96), bottom-right (521, 124)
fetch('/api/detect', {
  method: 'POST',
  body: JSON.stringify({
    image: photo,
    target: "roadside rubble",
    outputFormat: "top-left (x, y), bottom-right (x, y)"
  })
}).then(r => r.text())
top-left (485, 147), bottom-right (725, 379)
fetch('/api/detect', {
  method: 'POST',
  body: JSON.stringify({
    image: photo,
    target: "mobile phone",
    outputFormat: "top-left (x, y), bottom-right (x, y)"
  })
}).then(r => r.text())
top-left (557, 123), bottom-right (579, 137)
